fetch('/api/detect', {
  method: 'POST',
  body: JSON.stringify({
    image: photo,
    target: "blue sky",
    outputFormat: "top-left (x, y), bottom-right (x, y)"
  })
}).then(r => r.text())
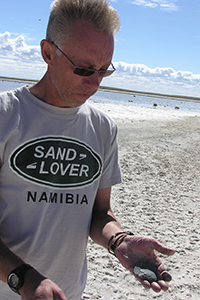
top-left (0, 0), bottom-right (200, 97)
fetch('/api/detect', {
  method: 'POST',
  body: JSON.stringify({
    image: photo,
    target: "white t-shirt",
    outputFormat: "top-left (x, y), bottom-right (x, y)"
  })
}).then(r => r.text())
top-left (0, 86), bottom-right (121, 300)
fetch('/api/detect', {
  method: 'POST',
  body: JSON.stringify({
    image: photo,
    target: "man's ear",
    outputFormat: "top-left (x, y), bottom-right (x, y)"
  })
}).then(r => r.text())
top-left (40, 40), bottom-right (54, 66)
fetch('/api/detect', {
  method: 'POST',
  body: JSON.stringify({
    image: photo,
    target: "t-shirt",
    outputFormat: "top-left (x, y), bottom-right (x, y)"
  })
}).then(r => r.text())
top-left (0, 86), bottom-right (121, 300)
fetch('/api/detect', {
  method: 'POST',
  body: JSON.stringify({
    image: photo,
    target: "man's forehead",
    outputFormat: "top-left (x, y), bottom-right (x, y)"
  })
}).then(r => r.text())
top-left (68, 19), bottom-right (114, 44)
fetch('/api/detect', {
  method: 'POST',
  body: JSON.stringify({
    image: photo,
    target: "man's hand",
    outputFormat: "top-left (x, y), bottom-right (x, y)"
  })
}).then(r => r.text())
top-left (20, 269), bottom-right (68, 300)
top-left (114, 235), bottom-right (175, 293)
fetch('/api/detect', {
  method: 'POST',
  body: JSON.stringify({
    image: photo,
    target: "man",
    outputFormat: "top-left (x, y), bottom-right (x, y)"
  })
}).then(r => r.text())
top-left (0, 0), bottom-right (175, 299)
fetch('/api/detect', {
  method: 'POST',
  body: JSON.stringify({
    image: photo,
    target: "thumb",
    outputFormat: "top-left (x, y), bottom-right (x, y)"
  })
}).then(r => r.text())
top-left (152, 240), bottom-right (175, 256)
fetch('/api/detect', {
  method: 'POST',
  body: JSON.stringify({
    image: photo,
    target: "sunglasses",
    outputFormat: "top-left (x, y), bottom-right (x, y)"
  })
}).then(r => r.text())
top-left (51, 41), bottom-right (116, 77)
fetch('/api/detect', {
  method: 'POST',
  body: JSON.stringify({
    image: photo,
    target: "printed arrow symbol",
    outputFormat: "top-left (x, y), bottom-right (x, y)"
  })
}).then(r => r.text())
top-left (26, 162), bottom-right (37, 169)
top-left (79, 154), bottom-right (87, 160)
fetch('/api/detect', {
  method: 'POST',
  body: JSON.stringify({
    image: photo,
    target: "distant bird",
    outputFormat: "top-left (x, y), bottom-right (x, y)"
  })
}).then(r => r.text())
top-left (39, 19), bottom-right (41, 21)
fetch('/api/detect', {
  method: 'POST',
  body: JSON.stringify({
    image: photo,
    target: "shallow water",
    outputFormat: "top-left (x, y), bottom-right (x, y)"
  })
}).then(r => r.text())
top-left (1, 80), bottom-right (200, 113)
top-left (90, 90), bottom-right (200, 113)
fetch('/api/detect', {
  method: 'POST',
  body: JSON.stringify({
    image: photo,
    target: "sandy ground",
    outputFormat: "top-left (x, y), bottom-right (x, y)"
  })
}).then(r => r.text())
top-left (83, 102), bottom-right (200, 300)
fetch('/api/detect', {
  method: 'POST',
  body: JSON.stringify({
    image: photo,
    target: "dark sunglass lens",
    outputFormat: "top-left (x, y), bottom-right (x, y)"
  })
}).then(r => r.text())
top-left (74, 66), bottom-right (115, 77)
top-left (98, 70), bottom-right (107, 77)
top-left (74, 67), bottom-right (95, 77)
top-left (103, 70), bottom-right (114, 77)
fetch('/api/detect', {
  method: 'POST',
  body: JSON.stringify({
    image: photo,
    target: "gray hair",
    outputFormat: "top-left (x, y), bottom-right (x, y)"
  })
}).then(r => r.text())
top-left (46, 0), bottom-right (120, 45)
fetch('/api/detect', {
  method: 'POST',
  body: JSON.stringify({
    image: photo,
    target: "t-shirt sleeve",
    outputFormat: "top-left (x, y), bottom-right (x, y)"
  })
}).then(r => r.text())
top-left (98, 124), bottom-right (122, 189)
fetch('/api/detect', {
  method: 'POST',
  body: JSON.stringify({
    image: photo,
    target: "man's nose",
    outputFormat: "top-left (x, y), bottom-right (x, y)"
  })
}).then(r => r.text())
top-left (83, 72), bottom-right (102, 89)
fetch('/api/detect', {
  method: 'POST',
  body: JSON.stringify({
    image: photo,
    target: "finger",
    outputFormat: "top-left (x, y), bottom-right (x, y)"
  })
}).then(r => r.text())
top-left (133, 272), bottom-right (169, 293)
top-left (54, 294), bottom-right (68, 300)
top-left (151, 281), bottom-right (162, 293)
top-left (161, 271), bottom-right (172, 282)
top-left (138, 279), bottom-right (151, 290)
top-left (132, 273), bottom-right (151, 289)
top-left (157, 280), bottom-right (169, 291)
top-left (151, 240), bottom-right (175, 256)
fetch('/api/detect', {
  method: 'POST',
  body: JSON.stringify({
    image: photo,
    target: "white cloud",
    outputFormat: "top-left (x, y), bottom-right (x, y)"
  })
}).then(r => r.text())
top-left (0, 32), bottom-right (41, 61)
top-left (103, 62), bottom-right (200, 97)
top-left (0, 31), bottom-right (199, 97)
top-left (131, 0), bottom-right (178, 11)
top-left (0, 32), bottom-right (46, 79)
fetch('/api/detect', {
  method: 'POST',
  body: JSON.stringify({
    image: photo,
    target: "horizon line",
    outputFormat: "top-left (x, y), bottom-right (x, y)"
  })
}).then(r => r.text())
top-left (1, 75), bottom-right (200, 103)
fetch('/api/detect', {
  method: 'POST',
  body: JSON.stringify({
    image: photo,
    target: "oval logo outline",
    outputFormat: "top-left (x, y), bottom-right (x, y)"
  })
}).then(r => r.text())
top-left (10, 136), bottom-right (102, 188)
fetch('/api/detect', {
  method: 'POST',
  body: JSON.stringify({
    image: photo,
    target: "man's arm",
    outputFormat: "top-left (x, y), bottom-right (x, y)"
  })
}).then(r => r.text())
top-left (0, 238), bottom-right (67, 299)
top-left (89, 187), bottom-right (122, 248)
top-left (90, 187), bottom-right (175, 293)
top-left (0, 238), bottom-right (25, 282)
